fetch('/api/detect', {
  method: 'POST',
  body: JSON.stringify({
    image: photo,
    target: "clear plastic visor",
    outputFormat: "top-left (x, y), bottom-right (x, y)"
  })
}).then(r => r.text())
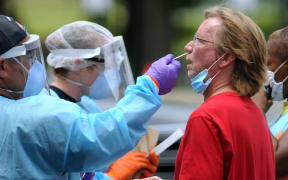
top-left (46, 36), bottom-right (134, 100)
top-left (99, 36), bottom-right (134, 100)
top-left (4, 34), bottom-right (48, 93)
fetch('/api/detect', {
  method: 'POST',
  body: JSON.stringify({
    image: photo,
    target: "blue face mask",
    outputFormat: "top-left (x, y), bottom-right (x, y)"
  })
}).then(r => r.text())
top-left (62, 69), bottom-right (121, 100)
top-left (23, 60), bottom-right (47, 97)
top-left (89, 71), bottom-right (121, 99)
top-left (191, 54), bottom-right (225, 94)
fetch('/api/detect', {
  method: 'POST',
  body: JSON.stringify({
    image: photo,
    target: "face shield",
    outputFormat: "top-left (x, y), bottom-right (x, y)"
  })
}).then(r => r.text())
top-left (0, 34), bottom-right (48, 97)
top-left (100, 36), bottom-right (134, 100)
top-left (48, 36), bottom-right (134, 101)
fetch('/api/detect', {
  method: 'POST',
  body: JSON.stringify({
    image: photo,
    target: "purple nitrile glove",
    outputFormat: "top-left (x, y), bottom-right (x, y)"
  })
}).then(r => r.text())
top-left (80, 172), bottom-right (95, 180)
top-left (145, 54), bottom-right (181, 95)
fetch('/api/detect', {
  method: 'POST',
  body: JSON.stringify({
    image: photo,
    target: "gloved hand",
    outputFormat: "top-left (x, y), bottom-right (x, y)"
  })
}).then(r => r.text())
top-left (140, 152), bottom-right (160, 178)
top-left (81, 172), bottom-right (95, 180)
top-left (145, 54), bottom-right (181, 95)
top-left (105, 152), bottom-right (151, 180)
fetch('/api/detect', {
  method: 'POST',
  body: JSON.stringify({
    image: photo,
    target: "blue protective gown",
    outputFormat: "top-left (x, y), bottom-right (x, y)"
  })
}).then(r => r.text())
top-left (0, 75), bottom-right (161, 179)
top-left (48, 89), bottom-right (113, 180)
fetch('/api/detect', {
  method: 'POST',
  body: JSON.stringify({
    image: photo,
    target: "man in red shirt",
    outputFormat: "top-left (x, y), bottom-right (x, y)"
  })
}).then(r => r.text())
top-left (174, 6), bottom-right (275, 180)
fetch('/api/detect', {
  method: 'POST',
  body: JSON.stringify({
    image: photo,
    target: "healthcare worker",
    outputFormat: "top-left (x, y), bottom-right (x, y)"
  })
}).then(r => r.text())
top-left (0, 15), bottom-right (181, 179)
top-left (44, 21), bottom-right (160, 180)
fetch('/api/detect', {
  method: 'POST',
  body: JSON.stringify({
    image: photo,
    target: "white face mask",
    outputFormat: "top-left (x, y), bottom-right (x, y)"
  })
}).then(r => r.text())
top-left (267, 60), bottom-right (288, 101)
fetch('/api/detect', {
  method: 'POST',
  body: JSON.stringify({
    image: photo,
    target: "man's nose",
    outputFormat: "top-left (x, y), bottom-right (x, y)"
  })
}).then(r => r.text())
top-left (184, 41), bottom-right (193, 53)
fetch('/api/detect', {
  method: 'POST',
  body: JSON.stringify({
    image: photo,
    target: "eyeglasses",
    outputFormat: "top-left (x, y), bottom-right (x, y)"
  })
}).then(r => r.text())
top-left (193, 34), bottom-right (214, 45)
top-left (85, 57), bottom-right (105, 63)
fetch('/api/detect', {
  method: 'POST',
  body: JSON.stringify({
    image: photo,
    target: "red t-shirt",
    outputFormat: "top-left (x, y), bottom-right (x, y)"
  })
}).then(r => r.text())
top-left (174, 92), bottom-right (275, 180)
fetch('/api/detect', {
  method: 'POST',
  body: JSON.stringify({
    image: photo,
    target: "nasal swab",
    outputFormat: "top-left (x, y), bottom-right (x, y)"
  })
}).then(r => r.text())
top-left (174, 52), bottom-right (187, 60)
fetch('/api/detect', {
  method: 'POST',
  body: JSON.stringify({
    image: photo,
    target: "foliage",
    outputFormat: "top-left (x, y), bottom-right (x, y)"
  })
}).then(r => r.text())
top-left (14, 0), bottom-right (88, 39)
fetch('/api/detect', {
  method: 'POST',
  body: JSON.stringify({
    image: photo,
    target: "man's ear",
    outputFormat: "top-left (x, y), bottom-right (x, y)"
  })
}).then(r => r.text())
top-left (0, 58), bottom-right (8, 78)
top-left (219, 53), bottom-right (236, 68)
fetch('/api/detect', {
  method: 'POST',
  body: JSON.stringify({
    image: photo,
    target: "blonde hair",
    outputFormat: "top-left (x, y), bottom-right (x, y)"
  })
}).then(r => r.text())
top-left (268, 27), bottom-right (288, 63)
top-left (205, 6), bottom-right (267, 97)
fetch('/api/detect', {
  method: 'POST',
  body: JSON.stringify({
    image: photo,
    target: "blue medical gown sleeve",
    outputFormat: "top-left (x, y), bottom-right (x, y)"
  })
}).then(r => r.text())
top-left (63, 75), bottom-right (161, 171)
top-left (0, 75), bottom-right (161, 178)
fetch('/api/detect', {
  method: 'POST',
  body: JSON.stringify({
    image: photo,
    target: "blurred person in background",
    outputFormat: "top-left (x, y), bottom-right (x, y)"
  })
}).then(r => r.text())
top-left (44, 21), bottom-right (163, 180)
top-left (174, 6), bottom-right (274, 180)
top-left (252, 27), bottom-right (288, 180)
top-left (0, 15), bottom-right (181, 179)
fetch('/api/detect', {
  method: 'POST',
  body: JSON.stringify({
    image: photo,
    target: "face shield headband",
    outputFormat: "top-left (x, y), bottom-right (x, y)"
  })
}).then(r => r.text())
top-left (48, 48), bottom-right (101, 70)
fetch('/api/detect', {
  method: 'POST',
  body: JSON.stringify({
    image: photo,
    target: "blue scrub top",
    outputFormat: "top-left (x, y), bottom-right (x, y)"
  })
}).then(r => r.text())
top-left (0, 75), bottom-right (161, 179)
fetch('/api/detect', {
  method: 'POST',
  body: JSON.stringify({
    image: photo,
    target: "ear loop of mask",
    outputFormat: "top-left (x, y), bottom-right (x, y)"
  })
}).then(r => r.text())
top-left (0, 57), bottom-right (31, 94)
top-left (207, 54), bottom-right (225, 71)
top-left (281, 74), bottom-right (288, 85)
top-left (0, 87), bottom-right (23, 94)
top-left (274, 60), bottom-right (288, 76)
top-left (61, 76), bottom-right (89, 87)
top-left (272, 59), bottom-right (288, 87)
top-left (210, 70), bottom-right (222, 81)
top-left (12, 57), bottom-right (29, 85)
top-left (12, 57), bottom-right (29, 72)
top-left (206, 53), bottom-right (226, 80)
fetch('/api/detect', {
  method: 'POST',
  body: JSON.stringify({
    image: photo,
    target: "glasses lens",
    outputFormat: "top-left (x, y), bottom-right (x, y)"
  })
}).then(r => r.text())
top-left (193, 34), bottom-right (214, 45)
top-left (193, 35), bottom-right (197, 42)
top-left (85, 57), bottom-right (105, 63)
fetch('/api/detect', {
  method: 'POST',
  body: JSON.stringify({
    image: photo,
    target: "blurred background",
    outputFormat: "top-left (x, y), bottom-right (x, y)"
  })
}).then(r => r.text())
top-left (0, 0), bottom-right (286, 105)
top-left (1, 0), bottom-right (286, 178)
